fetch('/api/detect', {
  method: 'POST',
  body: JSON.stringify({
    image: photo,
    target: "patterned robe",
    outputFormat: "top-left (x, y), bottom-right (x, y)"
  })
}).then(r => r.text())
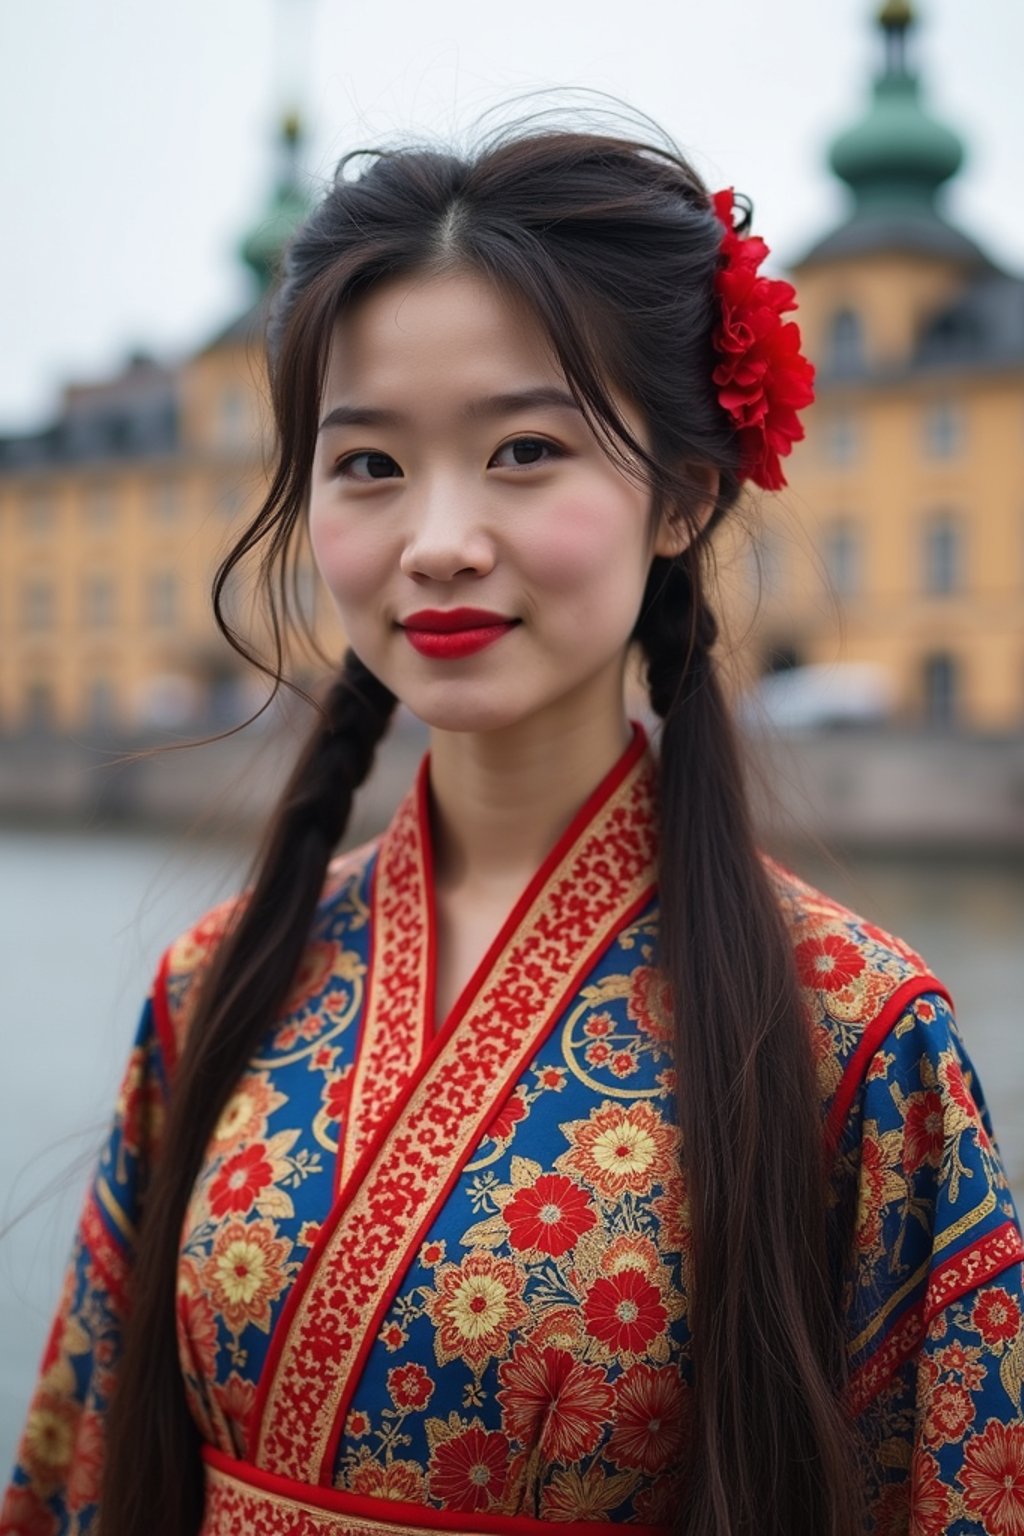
top-left (3, 727), bottom-right (1023, 1535)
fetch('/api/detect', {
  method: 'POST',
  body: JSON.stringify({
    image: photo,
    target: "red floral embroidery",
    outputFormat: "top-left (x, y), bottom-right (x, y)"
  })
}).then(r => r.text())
top-left (204, 1219), bottom-right (290, 1334)
top-left (902, 1090), bottom-right (946, 1173)
top-left (321, 1075), bottom-right (349, 1123)
top-left (557, 1100), bottom-right (678, 1201)
top-left (484, 1086), bottom-right (529, 1143)
top-left (387, 1362), bottom-right (434, 1412)
top-left (651, 1168), bottom-right (692, 1257)
top-left (627, 966), bottom-right (673, 1045)
top-left (426, 1251), bottom-right (530, 1370)
top-left (923, 1380), bottom-right (975, 1446)
top-left (177, 1273), bottom-right (219, 1380)
top-left (855, 1133), bottom-right (886, 1251)
top-left (794, 933), bottom-right (866, 993)
top-left (711, 187), bottom-right (815, 492)
top-left (378, 1320), bottom-right (408, 1353)
top-left (428, 1424), bottom-right (508, 1511)
top-left (610, 1050), bottom-right (638, 1078)
top-left (583, 1012), bottom-right (614, 1038)
top-left (497, 1340), bottom-right (612, 1461)
top-left (910, 1449), bottom-right (953, 1536)
top-left (346, 1410), bottom-right (370, 1439)
top-left (504, 1174), bottom-right (597, 1257)
top-left (213, 1373), bottom-right (256, 1435)
top-left (64, 1409), bottom-right (103, 1511)
top-left (585, 1041), bottom-right (612, 1067)
top-left (959, 1420), bottom-right (1024, 1535)
top-left (583, 1268), bottom-right (668, 1354)
top-left (0, 1487), bottom-right (59, 1536)
top-left (606, 1362), bottom-right (687, 1475)
top-left (939, 1054), bottom-right (977, 1120)
top-left (973, 1288), bottom-right (1022, 1346)
top-left (208, 1143), bottom-right (274, 1219)
top-left (350, 1457), bottom-right (426, 1501)
top-left (211, 1072), bottom-right (284, 1149)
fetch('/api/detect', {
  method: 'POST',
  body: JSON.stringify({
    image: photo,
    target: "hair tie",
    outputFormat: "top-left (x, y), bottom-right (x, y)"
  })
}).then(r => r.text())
top-left (710, 188), bottom-right (816, 492)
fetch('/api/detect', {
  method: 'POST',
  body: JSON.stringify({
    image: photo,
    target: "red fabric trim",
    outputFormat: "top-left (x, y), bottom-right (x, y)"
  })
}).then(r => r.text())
top-left (426, 722), bottom-right (648, 1048)
top-left (252, 734), bottom-right (659, 1483)
top-left (923, 1220), bottom-right (1024, 1325)
top-left (334, 856), bottom-right (380, 1202)
top-left (150, 946), bottom-right (178, 1082)
top-left (824, 974), bottom-right (953, 1152)
top-left (319, 882), bottom-right (656, 1482)
top-left (80, 1190), bottom-right (130, 1313)
top-left (417, 758), bottom-right (438, 1046)
top-left (847, 1221), bottom-right (1024, 1414)
top-left (202, 1446), bottom-right (666, 1535)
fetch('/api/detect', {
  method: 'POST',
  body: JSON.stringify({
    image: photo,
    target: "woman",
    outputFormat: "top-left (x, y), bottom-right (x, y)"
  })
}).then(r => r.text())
top-left (3, 123), bottom-right (1023, 1536)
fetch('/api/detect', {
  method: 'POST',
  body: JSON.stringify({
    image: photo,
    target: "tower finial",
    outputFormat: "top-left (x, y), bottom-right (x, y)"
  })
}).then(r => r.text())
top-left (878, 0), bottom-right (916, 74)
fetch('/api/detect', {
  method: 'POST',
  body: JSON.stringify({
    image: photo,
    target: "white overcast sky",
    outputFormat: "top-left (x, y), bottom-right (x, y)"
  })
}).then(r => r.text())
top-left (1, 0), bottom-right (1021, 431)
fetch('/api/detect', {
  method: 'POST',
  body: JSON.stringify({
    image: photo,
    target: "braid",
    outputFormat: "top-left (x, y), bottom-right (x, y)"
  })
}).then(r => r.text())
top-left (634, 555), bottom-right (718, 720)
top-left (102, 650), bottom-right (396, 1536)
top-left (635, 564), bottom-right (860, 1535)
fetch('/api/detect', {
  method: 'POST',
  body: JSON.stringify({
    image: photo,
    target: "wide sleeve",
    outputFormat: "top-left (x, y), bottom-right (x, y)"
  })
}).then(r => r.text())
top-left (0, 974), bottom-right (174, 1536)
top-left (838, 990), bottom-right (1024, 1533)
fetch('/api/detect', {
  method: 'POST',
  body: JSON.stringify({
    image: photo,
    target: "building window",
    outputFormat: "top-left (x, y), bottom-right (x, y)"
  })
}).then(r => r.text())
top-left (923, 511), bottom-right (963, 596)
top-left (148, 570), bottom-right (180, 627)
top-left (22, 579), bottom-right (55, 631)
top-left (923, 652), bottom-right (958, 727)
top-left (822, 516), bottom-right (862, 598)
top-left (828, 308), bottom-right (864, 374)
top-left (22, 487), bottom-right (56, 534)
top-left (822, 410), bottom-right (859, 467)
top-left (83, 573), bottom-right (116, 628)
top-left (84, 481), bottom-right (117, 528)
top-left (923, 399), bottom-right (964, 459)
top-left (151, 476), bottom-right (181, 523)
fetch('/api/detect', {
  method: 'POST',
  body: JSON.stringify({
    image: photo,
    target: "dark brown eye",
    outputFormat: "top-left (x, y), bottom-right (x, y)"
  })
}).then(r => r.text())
top-left (491, 437), bottom-right (561, 469)
top-left (338, 451), bottom-right (402, 480)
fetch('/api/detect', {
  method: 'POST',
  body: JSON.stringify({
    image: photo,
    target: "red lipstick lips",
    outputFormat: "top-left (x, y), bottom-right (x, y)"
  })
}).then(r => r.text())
top-left (400, 607), bottom-right (519, 660)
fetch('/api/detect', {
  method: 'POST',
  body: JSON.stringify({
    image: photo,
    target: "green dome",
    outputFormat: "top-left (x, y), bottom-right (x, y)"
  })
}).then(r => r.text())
top-left (240, 114), bottom-right (313, 293)
top-left (830, 68), bottom-right (964, 212)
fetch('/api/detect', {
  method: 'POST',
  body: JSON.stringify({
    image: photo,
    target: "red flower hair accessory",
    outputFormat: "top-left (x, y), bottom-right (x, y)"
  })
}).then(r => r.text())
top-left (711, 188), bottom-right (815, 492)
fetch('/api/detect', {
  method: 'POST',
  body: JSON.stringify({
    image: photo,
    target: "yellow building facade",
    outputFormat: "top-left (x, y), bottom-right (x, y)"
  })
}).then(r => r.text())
top-left (1, 12), bottom-right (1022, 736)
top-left (737, 2), bottom-right (1024, 732)
top-left (0, 121), bottom-right (329, 736)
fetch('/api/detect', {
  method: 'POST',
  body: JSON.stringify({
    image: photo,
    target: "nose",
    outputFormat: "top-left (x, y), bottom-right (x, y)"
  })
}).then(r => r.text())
top-left (399, 483), bottom-right (496, 583)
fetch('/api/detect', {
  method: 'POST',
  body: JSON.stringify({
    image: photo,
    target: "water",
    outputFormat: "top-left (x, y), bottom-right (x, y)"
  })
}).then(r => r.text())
top-left (1, 827), bottom-right (1022, 1478)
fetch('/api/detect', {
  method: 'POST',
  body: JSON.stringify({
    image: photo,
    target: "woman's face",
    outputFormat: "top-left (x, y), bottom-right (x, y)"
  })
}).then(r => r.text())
top-left (308, 268), bottom-right (685, 736)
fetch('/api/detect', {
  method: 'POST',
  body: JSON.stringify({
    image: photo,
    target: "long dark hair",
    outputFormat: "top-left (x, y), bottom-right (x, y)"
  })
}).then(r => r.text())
top-left (103, 118), bottom-right (859, 1535)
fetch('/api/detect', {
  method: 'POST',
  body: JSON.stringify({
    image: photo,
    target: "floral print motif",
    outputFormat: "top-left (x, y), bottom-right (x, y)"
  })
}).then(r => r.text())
top-left (5, 815), bottom-right (1024, 1534)
top-left (424, 1251), bottom-right (530, 1371)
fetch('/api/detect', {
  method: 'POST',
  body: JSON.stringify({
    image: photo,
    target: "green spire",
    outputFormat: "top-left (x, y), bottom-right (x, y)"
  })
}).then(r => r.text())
top-left (828, 2), bottom-right (964, 215)
top-left (240, 113), bottom-right (313, 293)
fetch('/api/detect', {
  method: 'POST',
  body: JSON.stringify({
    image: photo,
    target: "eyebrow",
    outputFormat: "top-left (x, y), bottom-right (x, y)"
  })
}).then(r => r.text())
top-left (317, 386), bottom-right (583, 433)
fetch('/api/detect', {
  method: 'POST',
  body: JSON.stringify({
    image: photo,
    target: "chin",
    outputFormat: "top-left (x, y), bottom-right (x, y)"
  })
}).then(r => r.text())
top-left (398, 682), bottom-right (540, 736)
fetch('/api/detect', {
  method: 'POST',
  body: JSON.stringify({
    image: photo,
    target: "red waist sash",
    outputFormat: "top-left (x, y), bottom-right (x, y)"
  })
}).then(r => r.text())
top-left (201, 1447), bottom-right (666, 1535)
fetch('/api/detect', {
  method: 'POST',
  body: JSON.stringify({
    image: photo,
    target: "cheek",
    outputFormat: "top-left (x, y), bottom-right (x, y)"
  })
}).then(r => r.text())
top-left (521, 495), bottom-right (650, 597)
top-left (308, 512), bottom-right (390, 609)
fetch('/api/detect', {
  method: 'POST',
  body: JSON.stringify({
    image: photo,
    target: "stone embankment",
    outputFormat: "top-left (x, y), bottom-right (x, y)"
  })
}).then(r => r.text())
top-left (2, 720), bottom-right (1024, 853)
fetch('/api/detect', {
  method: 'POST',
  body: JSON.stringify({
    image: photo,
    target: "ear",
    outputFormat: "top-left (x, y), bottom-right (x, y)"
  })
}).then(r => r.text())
top-left (652, 465), bottom-right (720, 559)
